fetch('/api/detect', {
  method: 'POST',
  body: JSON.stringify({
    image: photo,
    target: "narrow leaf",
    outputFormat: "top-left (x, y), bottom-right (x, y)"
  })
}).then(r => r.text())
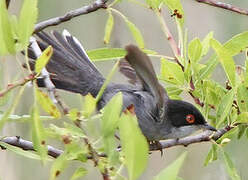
top-left (104, 11), bottom-right (114, 44)
top-left (119, 112), bottom-right (148, 180)
top-left (18, 0), bottom-right (38, 47)
top-left (102, 92), bottom-right (123, 137)
top-left (201, 31), bottom-right (213, 57)
top-left (35, 46), bottom-right (53, 74)
top-left (31, 105), bottom-right (48, 163)
top-left (222, 151), bottom-right (241, 180)
top-left (164, 0), bottom-right (184, 26)
top-left (237, 84), bottom-right (248, 113)
top-left (0, 142), bottom-right (51, 160)
top-left (224, 31), bottom-right (248, 56)
top-left (0, 0), bottom-right (15, 55)
top-left (216, 90), bottom-right (234, 127)
top-left (125, 20), bottom-right (145, 48)
top-left (36, 88), bottom-right (61, 119)
top-left (87, 48), bottom-right (157, 61)
top-left (70, 167), bottom-right (87, 180)
top-left (211, 39), bottom-right (236, 87)
top-left (160, 58), bottom-right (184, 85)
top-left (204, 144), bottom-right (218, 166)
top-left (154, 152), bottom-right (187, 180)
top-left (188, 38), bottom-right (202, 62)
top-left (49, 153), bottom-right (68, 180)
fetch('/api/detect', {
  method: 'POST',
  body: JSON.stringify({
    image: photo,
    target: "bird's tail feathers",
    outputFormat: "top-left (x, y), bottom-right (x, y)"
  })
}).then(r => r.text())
top-left (27, 30), bottom-right (105, 97)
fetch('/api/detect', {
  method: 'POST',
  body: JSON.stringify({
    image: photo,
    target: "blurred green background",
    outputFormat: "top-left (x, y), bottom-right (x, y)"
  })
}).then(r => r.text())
top-left (1, 0), bottom-right (248, 179)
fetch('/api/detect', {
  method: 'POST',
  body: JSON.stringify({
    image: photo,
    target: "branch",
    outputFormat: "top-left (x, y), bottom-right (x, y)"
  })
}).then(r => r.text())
top-left (0, 74), bottom-right (35, 97)
top-left (0, 125), bottom-right (234, 159)
top-left (150, 125), bottom-right (233, 150)
top-left (34, 0), bottom-right (108, 33)
top-left (0, 136), bottom-right (107, 159)
top-left (0, 136), bottom-right (63, 158)
top-left (196, 0), bottom-right (248, 16)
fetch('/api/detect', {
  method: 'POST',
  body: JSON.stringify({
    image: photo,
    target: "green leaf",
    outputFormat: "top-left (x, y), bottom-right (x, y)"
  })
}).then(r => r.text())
top-left (153, 152), bottom-right (187, 180)
top-left (237, 84), bottom-right (248, 113)
top-left (216, 90), bottom-right (234, 127)
top-left (49, 153), bottom-right (68, 180)
top-left (31, 105), bottom-right (48, 163)
top-left (35, 46), bottom-right (53, 74)
top-left (0, 0), bottom-right (15, 55)
top-left (204, 144), bottom-right (218, 166)
top-left (18, 0), bottom-right (38, 47)
top-left (36, 88), bottom-right (61, 119)
top-left (68, 108), bottom-right (80, 121)
top-left (198, 55), bottom-right (218, 80)
top-left (125, 20), bottom-right (145, 49)
top-left (82, 93), bottom-right (96, 118)
top-left (0, 141), bottom-right (51, 161)
top-left (49, 123), bottom-right (85, 139)
top-left (201, 31), bottom-right (213, 57)
top-left (102, 92), bottom-right (122, 164)
top-left (0, 114), bottom-right (53, 122)
top-left (164, 0), bottom-right (184, 26)
top-left (87, 48), bottom-right (126, 61)
top-left (87, 48), bottom-right (156, 61)
top-left (217, 128), bottom-right (238, 144)
top-left (211, 39), bottom-right (236, 87)
top-left (235, 113), bottom-right (248, 124)
top-left (102, 92), bottom-right (123, 137)
top-left (160, 58), bottom-right (184, 85)
top-left (146, 0), bottom-right (163, 9)
top-left (119, 112), bottom-right (148, 180)
top-left (188, 38), bottom-right (202, 62)
top-left (224, 31), bottom-right (248, 56)
top-left (70, 167), bottom-right (87, 180)
top-left (222, 151), bottom-right (241, 180)
top-left (104, 11), bottom-right (114, 44)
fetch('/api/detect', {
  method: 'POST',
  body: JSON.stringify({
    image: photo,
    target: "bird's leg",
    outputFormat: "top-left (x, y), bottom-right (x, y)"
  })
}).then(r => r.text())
top-left (148, 140), bottom-right (164, 156)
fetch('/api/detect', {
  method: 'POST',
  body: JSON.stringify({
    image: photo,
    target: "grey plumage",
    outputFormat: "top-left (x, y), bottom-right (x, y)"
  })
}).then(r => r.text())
top-left (28, 30), bottom-right (216, 141)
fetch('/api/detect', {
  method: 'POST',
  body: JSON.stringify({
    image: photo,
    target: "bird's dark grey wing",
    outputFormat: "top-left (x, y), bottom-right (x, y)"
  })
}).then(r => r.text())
top-left (119, 59), bottom-right (140, 85)
top-left (124, 45), bottom-right (168, 105)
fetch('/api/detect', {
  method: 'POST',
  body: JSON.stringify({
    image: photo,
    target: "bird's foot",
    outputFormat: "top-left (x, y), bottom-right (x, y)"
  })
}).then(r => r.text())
top-left (148, 140), bottom-right (164, 156)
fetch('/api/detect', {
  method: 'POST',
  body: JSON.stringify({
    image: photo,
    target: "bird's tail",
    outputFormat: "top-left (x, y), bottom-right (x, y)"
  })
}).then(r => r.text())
top-left (27, 30), bottom-right (105, 97)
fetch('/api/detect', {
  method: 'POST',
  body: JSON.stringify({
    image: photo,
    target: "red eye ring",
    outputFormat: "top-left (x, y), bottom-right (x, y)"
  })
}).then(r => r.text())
top-left (186, 114), bottom-right (195, 123)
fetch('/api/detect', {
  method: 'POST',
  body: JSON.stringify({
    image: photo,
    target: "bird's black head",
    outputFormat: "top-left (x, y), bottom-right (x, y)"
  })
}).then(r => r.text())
top-left (166, 99), bottom-right (216, 131)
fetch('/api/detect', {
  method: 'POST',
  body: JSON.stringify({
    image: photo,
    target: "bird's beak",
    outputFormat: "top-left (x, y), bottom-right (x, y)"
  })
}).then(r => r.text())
top-left (202, 123), bottom-right (217, 131)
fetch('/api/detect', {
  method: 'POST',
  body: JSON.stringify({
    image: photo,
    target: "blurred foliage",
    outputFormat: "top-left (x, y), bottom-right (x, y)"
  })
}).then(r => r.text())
top-left (1, 0), bottom-right (248, 180)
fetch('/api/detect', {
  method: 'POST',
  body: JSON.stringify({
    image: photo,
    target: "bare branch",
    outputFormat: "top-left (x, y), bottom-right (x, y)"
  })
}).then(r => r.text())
top-left (34, 0), bottom-right (108, 33)
top-left (1, 136), bottom-right (63, 158)
top-left (150, 125), bottom-right (233, 150)
top-left (0, 125), bottom-right (234, 160)
top-left (196, 0), bottom-right (248, 16)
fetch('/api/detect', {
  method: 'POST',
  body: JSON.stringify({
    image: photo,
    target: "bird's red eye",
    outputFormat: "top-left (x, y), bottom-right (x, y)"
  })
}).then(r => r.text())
top-left (186, 114), bottom-right (195, 123)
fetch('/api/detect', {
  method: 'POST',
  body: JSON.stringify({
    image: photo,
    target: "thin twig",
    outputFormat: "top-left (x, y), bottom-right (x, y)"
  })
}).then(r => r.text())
top-left (0, 74), bottom-right (35, 97)
top-left (156, 10), bottom-right (181, 57)
top-left (34, 0), bottom-right (108, 33)
top-left (196, 0), bottom-right (248, 16)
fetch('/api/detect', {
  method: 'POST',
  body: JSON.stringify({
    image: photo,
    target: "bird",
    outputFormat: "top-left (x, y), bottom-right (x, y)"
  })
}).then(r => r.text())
top-left (27, 30), bottom-right (216, 142)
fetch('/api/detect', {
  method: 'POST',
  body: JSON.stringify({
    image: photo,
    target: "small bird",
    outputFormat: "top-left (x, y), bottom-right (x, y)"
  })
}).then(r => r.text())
top-left (28, 30), bottom-right (216, 141)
